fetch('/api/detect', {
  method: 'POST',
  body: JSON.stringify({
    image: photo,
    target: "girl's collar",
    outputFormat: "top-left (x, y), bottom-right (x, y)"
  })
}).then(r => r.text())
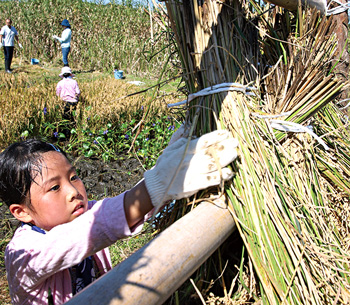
top-left (21, 222), bottom-right (46, 234)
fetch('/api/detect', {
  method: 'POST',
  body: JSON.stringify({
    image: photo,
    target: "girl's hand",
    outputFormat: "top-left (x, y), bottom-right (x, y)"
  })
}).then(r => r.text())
top-left (144, 130), bottom-right (238, 210)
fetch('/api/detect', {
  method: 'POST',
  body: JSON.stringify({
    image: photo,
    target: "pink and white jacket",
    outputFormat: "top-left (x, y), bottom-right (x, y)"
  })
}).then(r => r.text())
top-left (5, 192), bottom-right (150, 305)
top-left (56, 77), bottom-right (80, 103)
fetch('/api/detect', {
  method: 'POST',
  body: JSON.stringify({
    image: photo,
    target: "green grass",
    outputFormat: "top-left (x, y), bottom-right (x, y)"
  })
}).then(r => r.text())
top-left (110, 223), bottom-right (154, 266)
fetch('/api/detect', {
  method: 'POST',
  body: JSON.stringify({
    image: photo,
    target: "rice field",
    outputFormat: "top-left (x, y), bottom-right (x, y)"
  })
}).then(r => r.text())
top-left (0, 61), bottom-right (182, 145)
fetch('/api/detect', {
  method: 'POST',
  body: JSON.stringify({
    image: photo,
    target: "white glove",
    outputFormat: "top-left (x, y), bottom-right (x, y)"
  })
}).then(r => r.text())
top-left (168, 125), bottom-right (188, 146)
top-left (18, 43), bottom-right (23, 49)
top-left (52, 35), bottom-right (59, 40)
top-left (144, 130), bottom-right (239, 208)
top-left (0, 43), bottom-right (3, 48)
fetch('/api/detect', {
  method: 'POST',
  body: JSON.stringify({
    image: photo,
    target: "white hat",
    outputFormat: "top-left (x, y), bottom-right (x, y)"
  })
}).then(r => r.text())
top-left (59, 66), bottom-right (75, 78)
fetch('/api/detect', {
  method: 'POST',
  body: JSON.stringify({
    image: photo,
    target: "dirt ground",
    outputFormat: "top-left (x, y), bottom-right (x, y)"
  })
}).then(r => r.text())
top-left (73, 155), bottom-right (145, 200)
top-left (0, 155), bottom-right (145, 304)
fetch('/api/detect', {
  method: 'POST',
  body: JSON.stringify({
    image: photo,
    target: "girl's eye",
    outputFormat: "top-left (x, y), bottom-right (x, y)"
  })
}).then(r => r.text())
top-left (50, 185), bottom-right (60, 191)
top-left (71, 175), bottom-right (79, 181)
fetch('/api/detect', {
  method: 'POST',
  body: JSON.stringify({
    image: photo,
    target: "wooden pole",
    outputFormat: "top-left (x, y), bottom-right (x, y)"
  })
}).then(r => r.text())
top-left (66, 199), bottom-right (236, 305)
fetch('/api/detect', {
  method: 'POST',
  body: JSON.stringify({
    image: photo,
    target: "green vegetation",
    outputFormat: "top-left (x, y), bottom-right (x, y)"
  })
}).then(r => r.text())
top-left (64, 115), bottom-right (179, 165)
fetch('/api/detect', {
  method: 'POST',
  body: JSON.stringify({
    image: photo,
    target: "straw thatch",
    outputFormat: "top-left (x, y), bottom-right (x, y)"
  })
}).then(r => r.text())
top-left (161, 0), bottom-right (350, 304)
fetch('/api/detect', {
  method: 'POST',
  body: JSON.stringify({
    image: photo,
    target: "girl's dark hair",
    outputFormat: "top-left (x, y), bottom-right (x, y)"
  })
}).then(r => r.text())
top-left (0, 139), bottom-right (67, 209)
top-left (63, 73), bottom-right (71, 78)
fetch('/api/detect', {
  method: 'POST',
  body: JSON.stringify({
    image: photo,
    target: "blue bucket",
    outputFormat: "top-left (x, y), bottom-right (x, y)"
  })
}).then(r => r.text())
top-left (114, 70), bottom-right (123, 79)
top-left (31, 58), bottom-right (39, 65)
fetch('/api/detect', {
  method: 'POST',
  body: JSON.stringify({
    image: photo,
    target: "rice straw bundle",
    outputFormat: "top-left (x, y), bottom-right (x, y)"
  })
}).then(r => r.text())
top-left (163, 0), bottom-right (350, 303)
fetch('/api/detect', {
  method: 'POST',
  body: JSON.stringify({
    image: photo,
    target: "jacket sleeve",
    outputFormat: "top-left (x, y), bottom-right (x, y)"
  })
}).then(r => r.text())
top-left (57, 28), bottom-right (71, 43)
top-left (56, 82), bottom-right (62, 97)
top-left (5, 192), bottom-right (151, 290)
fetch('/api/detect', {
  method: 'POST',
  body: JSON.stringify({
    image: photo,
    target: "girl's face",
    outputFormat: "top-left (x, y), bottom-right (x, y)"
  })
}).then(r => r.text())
top-left (26, 151), bottom-right (88, 231)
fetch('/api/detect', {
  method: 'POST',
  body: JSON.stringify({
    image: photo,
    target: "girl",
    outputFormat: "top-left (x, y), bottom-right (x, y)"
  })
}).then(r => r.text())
top-left (52, 19), bottom-right (72, 67)
top-left (0, 129), bottom-right (238, 304)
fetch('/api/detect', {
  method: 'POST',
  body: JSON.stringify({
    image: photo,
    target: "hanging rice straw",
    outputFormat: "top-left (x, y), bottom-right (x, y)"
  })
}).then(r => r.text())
top-left (163, 0), bottom-right (350, 303)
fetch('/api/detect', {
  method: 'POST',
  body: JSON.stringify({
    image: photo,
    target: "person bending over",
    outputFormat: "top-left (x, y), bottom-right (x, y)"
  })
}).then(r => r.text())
top-left (56, 66), bottom-right (80, 123)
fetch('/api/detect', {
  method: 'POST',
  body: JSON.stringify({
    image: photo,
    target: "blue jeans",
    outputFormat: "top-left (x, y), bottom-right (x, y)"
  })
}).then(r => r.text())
top-left (62, 47), bottom-right (70, 66)
top-left (3, 46), bottom-right (14, 70)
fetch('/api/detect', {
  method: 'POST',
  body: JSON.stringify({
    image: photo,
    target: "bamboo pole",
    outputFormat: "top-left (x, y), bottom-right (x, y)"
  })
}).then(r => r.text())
top-left (65, 199), bottom-right (236, 305)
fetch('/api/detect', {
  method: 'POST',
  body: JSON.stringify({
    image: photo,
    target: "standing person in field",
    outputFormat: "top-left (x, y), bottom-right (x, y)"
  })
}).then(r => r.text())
top-left (56, 66), bottom-right (80, 123)
top-left (0, 127), bottom-right (239, 304)
top-left (52, 19), bottom-right (72, 67)
top-left (0, 18), bottom-right (22, 73)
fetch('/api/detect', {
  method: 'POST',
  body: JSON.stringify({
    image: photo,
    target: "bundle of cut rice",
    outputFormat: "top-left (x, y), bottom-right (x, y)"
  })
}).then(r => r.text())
top-left (162, 1), bottom-right (350, 304)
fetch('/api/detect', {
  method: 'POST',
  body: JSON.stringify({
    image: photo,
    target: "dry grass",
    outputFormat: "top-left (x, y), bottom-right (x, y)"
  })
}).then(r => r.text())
top-left (78, 79), bottom-right (169, 125)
